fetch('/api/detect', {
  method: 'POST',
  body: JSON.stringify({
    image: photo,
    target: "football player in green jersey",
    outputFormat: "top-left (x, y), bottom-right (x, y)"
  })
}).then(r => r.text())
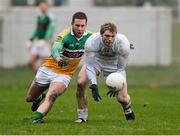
top-left (26, 1), bottom-right (55, 72)
top-left (26, 11), bottom-right (92, 123)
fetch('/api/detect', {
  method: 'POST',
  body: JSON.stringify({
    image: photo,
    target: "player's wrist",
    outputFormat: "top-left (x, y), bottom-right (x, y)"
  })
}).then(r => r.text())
top-left (90, 84), bottom-right (97, 89)
top-left (30, 38), bottom-right (33, 41)
top-left (90, 84), bottom-right (98, 93)
top-left (55, 56), bottom-right (62, 63)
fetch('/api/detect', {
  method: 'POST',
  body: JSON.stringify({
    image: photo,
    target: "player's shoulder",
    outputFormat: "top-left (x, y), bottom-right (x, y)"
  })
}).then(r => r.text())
top-left (84, 30), bottom-right (93, 39)
top-left (116, 33), bottom-right (129, 42)
top-left (116, 33), bottom-right (130, 46)
top-left (115, 33), bottom-right (130, 54)
top-left (47, 12), bottom-right (55, 20)
top-left (92, 32), bottom-right (100, 37)
top-left (87, 32), bottom-right (101, 42)
top-left (55, 27), bottom-right (71, 42)
top-left (85, 32), bottom-right (101, 51)
top-left (86, 29), bottom-right (93, 35)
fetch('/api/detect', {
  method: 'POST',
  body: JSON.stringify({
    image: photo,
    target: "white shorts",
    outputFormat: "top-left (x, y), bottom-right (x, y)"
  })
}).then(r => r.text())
top-left (35, 66), bottom-right (71, 88)
top-left (30, 40), bottom-right (51, 57)
top-left (93, 63), bottom-right (126, 79)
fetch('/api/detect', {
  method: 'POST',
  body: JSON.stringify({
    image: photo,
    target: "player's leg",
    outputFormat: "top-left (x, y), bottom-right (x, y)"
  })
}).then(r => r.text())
top-left (32, 72), bottom-right (71, 123)
top-left (26, 79), bottom-right (48, 111)
top-left (75, 65), bottom-right (88, 123)
top-left (32, 82), bottom-right (66, 123)
top-left (116, 79), bottom-right (135, 120)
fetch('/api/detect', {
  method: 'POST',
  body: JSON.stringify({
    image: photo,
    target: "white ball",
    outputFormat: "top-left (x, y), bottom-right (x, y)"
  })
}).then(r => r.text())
top-left (106, 72), bottom-right (125, 91)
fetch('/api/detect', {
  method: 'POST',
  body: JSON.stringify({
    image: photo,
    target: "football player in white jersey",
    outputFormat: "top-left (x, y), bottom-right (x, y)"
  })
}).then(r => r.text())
top-left (75, 22), bottom-right (135, 123)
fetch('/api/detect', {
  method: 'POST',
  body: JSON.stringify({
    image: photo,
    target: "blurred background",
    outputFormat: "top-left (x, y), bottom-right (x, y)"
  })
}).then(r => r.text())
top-left (0, 0), bottom-right (179, 67)
top-left (0, 0), bottom-right (180, 86)
top-left (0, 1), bottom-right (180, 134)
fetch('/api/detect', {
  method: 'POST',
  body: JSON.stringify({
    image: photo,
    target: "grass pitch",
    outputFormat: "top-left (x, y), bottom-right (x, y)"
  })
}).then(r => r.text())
top-left (0, 66), bottom-right (180, 135)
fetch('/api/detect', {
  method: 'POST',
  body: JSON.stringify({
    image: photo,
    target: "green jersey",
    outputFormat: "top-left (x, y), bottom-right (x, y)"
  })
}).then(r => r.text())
top-left (31, 12), bottom-right (55, 41)
top-left (43, 27), bottom-right (92, 76)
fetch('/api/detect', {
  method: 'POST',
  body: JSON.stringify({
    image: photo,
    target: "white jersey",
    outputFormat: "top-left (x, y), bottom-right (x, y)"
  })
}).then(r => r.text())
top-left (85, 32), bottom-right (130, 85)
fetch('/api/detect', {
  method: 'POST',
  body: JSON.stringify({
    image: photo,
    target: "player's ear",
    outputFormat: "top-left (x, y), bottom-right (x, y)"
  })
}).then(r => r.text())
top-left (130, 43), bottom-right (134, 49)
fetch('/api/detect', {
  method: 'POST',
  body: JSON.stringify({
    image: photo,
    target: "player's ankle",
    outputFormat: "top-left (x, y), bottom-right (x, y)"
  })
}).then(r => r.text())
top-left (33, 111), bottom-right (43, 121)
top-left (124, 106), bottom-right (132, 114)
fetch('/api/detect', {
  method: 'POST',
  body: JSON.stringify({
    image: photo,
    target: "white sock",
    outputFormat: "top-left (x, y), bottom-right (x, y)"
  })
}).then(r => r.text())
top-left (124, 106), bottom-right (132, 114)
top-left (121, 101), bottom-right (133, 114)
top-left (77, 108), bottom-right (88, 120)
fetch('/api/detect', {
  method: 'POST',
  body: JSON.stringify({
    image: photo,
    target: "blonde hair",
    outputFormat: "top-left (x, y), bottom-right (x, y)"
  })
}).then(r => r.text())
top-left (100, 22), bottom-right (117, 35)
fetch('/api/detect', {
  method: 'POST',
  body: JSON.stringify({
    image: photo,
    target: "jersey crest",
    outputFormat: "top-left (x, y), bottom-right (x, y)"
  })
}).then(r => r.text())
top-left (99, 47), bottom-right (116, 57)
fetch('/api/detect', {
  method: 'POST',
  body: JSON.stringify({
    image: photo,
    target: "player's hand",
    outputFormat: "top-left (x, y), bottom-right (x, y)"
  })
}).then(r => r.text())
top-left (106, 86), bottom-right (118, 97)
top-left (89, 84), bottom-right (102, 102)
top-left (58, 60), bottom-right (69, 67)
top-left (26, 40), bottom-right (32, 49)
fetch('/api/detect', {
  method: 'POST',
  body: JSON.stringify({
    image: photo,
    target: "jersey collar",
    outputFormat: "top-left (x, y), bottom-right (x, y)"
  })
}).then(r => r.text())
top-left (71, 27), bottom-right (88, 41)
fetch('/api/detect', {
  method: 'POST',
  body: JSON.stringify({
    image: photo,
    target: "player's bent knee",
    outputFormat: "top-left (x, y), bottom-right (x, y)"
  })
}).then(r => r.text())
top-left (26, 95), bottom-right (34, 102)
top-left (48, 92), bottom-right (58, 104)
top-left (77, 79), bottom-right (86, 87)
top-left (77, 81), bottom-right (86, 90)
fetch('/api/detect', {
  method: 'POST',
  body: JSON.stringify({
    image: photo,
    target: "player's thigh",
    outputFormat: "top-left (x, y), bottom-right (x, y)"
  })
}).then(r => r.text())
top-left (116, 81), bottom-right (130, 102)
top-left (27, 66), bottom-right (52, 101)
top-left (117, 71), bottom-right (128, 96)
top-left (46, 82), bottom-right (66, 102)
top-left (117, 81), bottom-right (128, 95)
top-left (47, 72), bottom-right (71, 97)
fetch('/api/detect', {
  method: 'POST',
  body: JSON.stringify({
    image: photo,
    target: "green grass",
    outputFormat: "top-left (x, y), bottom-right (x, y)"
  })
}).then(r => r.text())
top-left (0, 66), bottom-right (180, 134)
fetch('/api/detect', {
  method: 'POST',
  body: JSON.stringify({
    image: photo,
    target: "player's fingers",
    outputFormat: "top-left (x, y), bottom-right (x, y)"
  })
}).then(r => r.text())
top-left (93, 94), bottom-right (98, 102)
top-left (106, 91), bottom-right (111, 96)
top-left (95, 97), bottom-right (99, 102)
top-left (110, 92), bottom-right (113, 97)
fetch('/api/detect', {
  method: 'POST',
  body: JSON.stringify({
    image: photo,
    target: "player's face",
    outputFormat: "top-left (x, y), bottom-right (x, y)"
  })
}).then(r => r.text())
top-left (101, 30), bottom-right (116, 47)
top-left (40, 3), bottom-right (48, 14)
top-left (72, 19), bottom-right (87, 38)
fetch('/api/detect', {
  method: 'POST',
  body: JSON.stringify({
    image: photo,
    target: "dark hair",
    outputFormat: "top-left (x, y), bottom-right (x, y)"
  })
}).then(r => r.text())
top-left (71, 11), bottom-right (87, 24)
top-left (100, 22), bottom-right (117, 35)
top-left (39, 0), bottom-right (48, 4)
